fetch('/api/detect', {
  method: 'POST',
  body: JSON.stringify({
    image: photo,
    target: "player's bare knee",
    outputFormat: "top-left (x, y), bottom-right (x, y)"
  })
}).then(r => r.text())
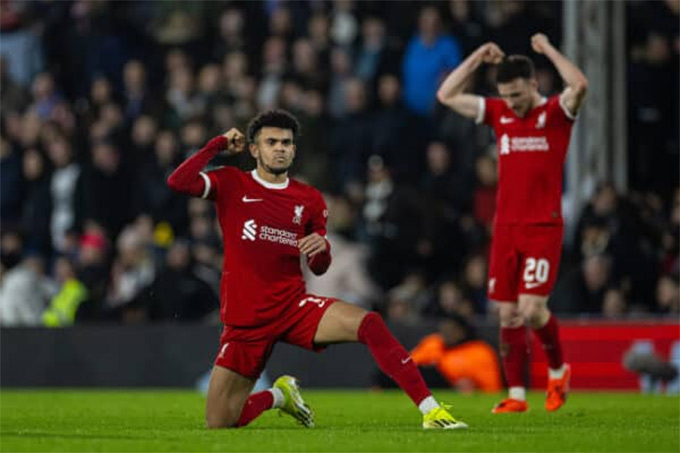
top-left (205, 411), bottom-right (238, 429)
top-left (521, 303), bottom-right (549, 328)
top-left (498, 305), bottom-right (522, 327)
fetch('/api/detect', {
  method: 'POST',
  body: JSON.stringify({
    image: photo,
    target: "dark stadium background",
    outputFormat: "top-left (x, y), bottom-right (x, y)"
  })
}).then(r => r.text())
top-left (0, 0), bottom-right (677, 390)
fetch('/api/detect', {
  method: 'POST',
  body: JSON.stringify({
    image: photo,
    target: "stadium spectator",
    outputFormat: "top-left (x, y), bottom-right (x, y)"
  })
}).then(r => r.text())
top-left (42, 255), bottom-right (88, 327)
top-left (0, 0), bottom-right (44, 87)
top-left (146, 240), bottom-right (218, 321)
top-left (327, 47), bottom-right (354, 119)
top-left (410, 313), bottom-right (502, 393)
top-left (129, 115), bottom-right (159, 165)
top-left (444, 0), bottom-right (487, 55)
top-left (461, 253), bottom-right (489, 314)
top-left (0, 251), bottom-right (52, 326)
top-left (418, 141), bottom-right (470, 277)
top-left (213, 7), bottom-right (249, 64)
top-left (256, 36), bottom-right (287, 110)
top-left (361, 156), bottom-right (425, 289)
top-left (552, 254), bottom-right (613, 314)
top-left (0, 56), bottom-right (30, 113)
top-left (83, 141), bottom-right (136, 238)
top-left (105, 224), bottom-right (155, 322)
top-left (20, 148), bottom-right (51, 254)
top-left (0, 134), bottom-right (23, 225)
top-left (656, 273), bottom-right (680, 314)
top-left (423, 278), bottom-right (475, 321)
top-left (46, 135), bottom-right (85, 254)
top-left (122, 60), bottom-right (161, 122)
top-left (330, 78), bottom-right (373, 189)
top-left (354, 16), bottom-right (400, 94)
top-left (137, 130), bottom-right (189, 235)
top-left (74, 229), bottom-right (110, 320)
top-left (294, 88), bottom-right (331, 190)
top-left (601, 287), bottom-right (628, 319)
top-left (329, 0), bottom-right (359, 49)
top-left (628, 31), bottom-right (679, 200)
top-left (402, 5), bottom-right (461, 117)
top-left (370, 74), bottom-right (420, 180)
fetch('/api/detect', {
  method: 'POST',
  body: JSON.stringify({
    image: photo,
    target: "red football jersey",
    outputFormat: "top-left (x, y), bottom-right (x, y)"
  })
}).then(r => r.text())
top-left (204, 167), bottom-right (328, 327)
top-left (480, 95), bottom-right (575, 225)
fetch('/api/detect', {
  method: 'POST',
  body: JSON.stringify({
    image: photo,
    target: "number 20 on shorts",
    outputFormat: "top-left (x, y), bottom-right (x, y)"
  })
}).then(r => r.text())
top-left (523, 257), bottom-right (549, 285)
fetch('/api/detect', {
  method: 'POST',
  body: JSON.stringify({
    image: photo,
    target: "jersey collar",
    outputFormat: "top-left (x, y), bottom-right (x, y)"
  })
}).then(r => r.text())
top-left (251, 169), bottom-right (289, 190)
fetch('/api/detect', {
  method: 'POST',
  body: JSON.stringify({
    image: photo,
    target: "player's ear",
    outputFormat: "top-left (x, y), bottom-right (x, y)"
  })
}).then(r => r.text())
top-left (249, 143), bottom-right (258, 159)
top-left (291, 145), bottom-right (296, 160)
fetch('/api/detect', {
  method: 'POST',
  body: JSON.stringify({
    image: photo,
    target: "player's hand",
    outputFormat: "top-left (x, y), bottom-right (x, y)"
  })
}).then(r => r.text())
top-left (478, 42), bottom-right (504, 64)
top-left (531, 33), bottom-right (553, 55)
top-left (298, 233), bottom-right (327, 258)
top-left (221, 128), bottom-right (246, 155)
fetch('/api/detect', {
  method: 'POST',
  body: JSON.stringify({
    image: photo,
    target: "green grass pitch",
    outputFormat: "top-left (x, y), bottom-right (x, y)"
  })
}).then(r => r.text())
top-left (1, 390), bottom-right (678, 452)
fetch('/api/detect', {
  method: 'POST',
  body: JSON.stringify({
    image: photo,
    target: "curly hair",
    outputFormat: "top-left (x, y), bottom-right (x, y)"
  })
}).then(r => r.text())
top-left (246, 109), bottom-right (301, 143)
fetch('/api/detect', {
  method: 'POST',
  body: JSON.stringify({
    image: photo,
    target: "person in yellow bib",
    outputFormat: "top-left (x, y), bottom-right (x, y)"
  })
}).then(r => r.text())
top-left (43, 256), bottom-right (88, 327)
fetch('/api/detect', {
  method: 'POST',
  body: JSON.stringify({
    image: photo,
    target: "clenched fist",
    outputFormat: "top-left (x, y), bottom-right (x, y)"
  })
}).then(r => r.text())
top-left (531, 33), bottom-right (553, 55)
top-left (222, 128), bottom-right (246, 155)
top-left (478, 42), bottom-right (505, 64)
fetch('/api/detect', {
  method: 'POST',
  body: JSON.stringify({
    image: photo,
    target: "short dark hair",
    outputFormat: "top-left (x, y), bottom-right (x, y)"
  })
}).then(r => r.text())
top-left (247, 109), bottom-right (300, 143)
top-left (496, 55), bottom-right (535, 84)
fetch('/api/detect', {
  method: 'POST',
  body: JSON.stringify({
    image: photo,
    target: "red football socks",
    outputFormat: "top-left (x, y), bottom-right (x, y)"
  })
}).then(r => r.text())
top-left (358, 312), bottom-right (431, 406)
top-left (532, 314), bottom-right (564, 370)
top-left (500, 326), bottom-right (529, 388)
top-left (235, 391), bottom-right (274, 427)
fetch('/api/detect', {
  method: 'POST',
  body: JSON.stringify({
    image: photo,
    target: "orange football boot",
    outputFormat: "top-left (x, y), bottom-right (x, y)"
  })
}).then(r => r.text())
top-left (545, 364), bottom-right (571, 412)
top-left (491, 398), bottom-right (528, 413)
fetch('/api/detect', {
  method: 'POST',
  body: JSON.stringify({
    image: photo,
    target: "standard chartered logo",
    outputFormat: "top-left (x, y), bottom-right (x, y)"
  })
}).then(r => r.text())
top-left (240, 219), bottom-right (298, 247)
top-left (499, 134), bottom-right (549, 155)
top-left (241, 219), bottom-right (257, 241)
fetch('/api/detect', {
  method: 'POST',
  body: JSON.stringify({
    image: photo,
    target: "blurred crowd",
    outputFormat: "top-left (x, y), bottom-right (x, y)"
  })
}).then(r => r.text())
top-left (0, 0), bottom-right (677, 327)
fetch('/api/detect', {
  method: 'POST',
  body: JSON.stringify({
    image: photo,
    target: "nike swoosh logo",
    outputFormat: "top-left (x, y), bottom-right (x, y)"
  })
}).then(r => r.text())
top-left (242, 196), bottom-right (263, 203)
top-left (525, 282), bottom-right (543, 289)
top-left (401, 357), bottom-right (412, 365)
top-left (500, 117), bottom-right (514, 124)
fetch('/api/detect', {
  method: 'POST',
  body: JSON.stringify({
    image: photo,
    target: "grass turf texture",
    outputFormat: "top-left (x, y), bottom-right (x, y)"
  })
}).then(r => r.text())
top-left (1, 390), bottom-right (678, 452)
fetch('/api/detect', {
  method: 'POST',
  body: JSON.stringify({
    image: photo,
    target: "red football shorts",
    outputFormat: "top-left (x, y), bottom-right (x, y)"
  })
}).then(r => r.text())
top-left (487, 224), bottom-right (564, 302)
top-left (214, 295), bottom-right (337, 379)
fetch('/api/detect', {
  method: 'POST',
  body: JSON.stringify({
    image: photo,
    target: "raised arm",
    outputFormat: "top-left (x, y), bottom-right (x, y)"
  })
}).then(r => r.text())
top-left (436, 42), bottom-right (505, 120)
top-left (531, 33), bottom-right (588, 117)
top-left (167, 128), bottom-right (245, 198)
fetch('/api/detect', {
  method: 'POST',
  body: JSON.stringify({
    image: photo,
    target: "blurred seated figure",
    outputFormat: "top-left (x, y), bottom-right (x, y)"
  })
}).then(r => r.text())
top-left (601, 287), bottom-right (628, 319)
top-left (0, 251), bottom-right (52, 326)
top-left (42, 256), bottom-right (88, 327)
top-left (656, 273), bottom-right (680, 314)
top-left (105, 225), bottom-right (155, 322)
top-left (146, 239), bottom-right (218, 321)
top-left (422, 277), bottom-right (475, 321)
top-left (410, 314), bottom-right (502, 393)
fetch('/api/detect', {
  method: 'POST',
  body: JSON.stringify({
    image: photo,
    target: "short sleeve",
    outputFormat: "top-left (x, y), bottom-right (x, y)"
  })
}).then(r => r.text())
top-left (548, 95), bottom-right (574, 126)
top-left (482, 97), bottom-right (505, 126)
top-left (557, 93), bottom-right (577, 122)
